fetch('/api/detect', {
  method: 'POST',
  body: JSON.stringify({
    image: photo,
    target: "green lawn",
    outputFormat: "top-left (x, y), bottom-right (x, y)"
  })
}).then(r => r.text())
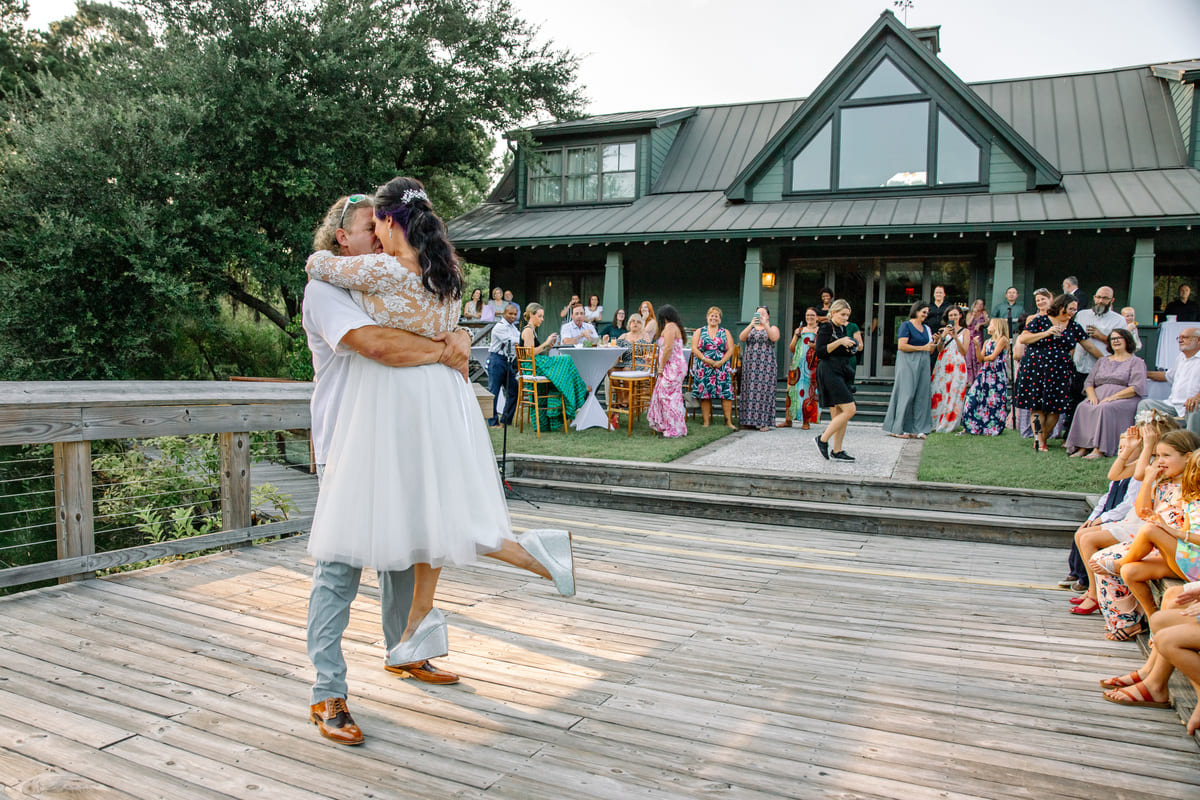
top-left (487, 417), bottom-right (735, 462)
top-left (917, 430), bottom-right (1112, 494)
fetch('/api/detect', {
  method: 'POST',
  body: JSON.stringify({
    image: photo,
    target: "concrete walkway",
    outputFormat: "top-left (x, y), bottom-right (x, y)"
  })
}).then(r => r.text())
top-left (676, 420), bottom-right (924, 481)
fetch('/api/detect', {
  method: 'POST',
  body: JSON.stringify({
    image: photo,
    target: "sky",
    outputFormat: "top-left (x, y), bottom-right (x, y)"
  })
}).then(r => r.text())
top-left (23, 0), bottom-right (1200, 119)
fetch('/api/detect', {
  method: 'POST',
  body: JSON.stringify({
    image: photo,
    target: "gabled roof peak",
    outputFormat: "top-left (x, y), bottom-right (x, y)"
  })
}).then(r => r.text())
top-left (723, 10), bottom-right (1061, 200)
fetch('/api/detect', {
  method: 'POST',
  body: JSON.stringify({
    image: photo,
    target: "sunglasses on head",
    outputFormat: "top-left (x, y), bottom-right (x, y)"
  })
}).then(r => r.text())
top-left (338, 194), bottom-right (369, 230)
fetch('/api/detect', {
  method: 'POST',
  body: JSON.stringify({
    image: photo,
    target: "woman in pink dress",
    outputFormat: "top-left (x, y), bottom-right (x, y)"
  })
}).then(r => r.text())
top-left (648, 305), bottom-right (687, 438)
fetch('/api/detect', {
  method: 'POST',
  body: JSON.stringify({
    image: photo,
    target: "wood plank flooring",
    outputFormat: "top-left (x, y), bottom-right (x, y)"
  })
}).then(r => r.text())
top-left (1, 500), bottom-right (1197, 799)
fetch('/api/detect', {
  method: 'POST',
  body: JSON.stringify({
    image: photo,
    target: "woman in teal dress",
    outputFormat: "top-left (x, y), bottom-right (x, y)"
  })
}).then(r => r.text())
top-left (520, 303), bottom-right (587, 428)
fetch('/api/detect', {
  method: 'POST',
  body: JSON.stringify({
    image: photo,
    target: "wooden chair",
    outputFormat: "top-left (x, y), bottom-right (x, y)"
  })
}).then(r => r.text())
top-left (607, 342), bottom-right (658, 436)
top-left (514, 346), bottom-right (568, 438)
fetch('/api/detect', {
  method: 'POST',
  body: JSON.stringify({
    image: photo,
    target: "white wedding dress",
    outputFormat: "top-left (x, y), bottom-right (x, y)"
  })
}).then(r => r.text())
top-left (305, 250), bottom-right (513, 571)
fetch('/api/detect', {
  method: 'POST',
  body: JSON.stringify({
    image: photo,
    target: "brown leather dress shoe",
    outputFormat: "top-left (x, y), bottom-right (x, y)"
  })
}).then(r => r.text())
top-left (310, 697), bottom-right (364, 745)
top-left (385, 659), bottom-right (460, 685)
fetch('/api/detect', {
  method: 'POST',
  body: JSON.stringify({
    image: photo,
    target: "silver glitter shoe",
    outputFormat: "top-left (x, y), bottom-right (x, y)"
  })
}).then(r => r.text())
top-left (518, 529), bottom-right (576, 597)
top-left (385, 608), bottom-right (448, 666)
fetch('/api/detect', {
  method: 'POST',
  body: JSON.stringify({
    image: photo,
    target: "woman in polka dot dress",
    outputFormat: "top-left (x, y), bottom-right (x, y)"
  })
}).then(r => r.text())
top-left (1014, 294), bottom-right (1099, 451)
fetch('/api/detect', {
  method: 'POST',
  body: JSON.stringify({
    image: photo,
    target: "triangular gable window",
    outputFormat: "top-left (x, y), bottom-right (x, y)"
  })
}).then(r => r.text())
top-left (786, 55), bottom-right (984, 193)
top-left (849, 57), bottom-right (920, 100)
top-left (790, 120), bottom-right (832, 191)
top-left (936, 111), bottom-right (981, 184)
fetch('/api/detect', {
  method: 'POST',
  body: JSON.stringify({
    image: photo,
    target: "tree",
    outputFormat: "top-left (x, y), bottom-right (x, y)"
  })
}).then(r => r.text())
top-left (0, 0), bottom-right (582, 379)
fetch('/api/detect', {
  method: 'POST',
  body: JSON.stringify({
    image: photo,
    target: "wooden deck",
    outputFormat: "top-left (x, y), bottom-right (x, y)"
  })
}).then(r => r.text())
top-left (1, 500), bottom-right (1197, 799)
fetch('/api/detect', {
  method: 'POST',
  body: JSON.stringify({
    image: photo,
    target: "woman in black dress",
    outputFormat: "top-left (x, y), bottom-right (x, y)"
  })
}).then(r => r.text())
top-left (815, 299), bottom-right (859, 461)
top-left (1014, 294), bottom-right (1100, 451)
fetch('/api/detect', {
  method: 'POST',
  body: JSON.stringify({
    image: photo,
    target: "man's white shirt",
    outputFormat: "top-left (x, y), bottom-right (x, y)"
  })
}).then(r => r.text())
top-left (488, 318), bottom-right (521, 358)
top-left (302, 281), bottom-right (378, 465)
top-left (1072, 308), bottom-right (1126, 373)
top-left (1166, 349), bottom-right (1200, 416)
top-left (560, 320), bottom-right (597, 342)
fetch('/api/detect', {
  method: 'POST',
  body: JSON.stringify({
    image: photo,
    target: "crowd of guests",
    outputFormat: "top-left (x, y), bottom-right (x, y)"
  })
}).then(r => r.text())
top-left (880, 277), bottom-right (1155, 457)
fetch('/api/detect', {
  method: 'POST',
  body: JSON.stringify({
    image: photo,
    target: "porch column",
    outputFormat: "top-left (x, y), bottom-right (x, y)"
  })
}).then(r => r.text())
top-left (740, 246), bottom-right (762, 323)
top-left (603, 251), bottom-right (624, 316)
top-left (1129, 237), bottom-right (1155, 323)
top-left (991, 242), bottom-right (1014, 313)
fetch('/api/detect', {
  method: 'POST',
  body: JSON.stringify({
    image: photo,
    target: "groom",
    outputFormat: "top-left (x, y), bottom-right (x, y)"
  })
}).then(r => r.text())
top-left (304, 193), bottom-right (472, 746)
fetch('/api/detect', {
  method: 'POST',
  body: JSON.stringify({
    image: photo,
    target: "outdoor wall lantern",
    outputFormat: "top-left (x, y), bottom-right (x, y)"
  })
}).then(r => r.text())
top-left (761, 271), bottom-right (776, 289)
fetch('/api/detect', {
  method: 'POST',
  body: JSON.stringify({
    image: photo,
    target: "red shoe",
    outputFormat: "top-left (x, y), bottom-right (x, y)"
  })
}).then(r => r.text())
top-left (1069, 595), bottom-right (1091, 606)
top-left (1070, 598), bottom-right (1100, 614)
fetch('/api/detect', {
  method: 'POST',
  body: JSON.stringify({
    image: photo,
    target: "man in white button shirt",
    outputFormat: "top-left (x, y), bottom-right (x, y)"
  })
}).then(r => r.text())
top-left (1065, 286), bottom-right (1121, 433)
top-left (304, 194), bottom-right (470, 745)
top-left (1140, 327), bottom-right (1200, 434)
top-left (486, 303), bottom-right (521, 426)
top-left (559, 304), bottom-right (598, 345)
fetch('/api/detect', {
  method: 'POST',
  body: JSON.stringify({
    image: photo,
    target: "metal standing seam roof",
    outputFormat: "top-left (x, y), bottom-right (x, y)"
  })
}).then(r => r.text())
top-left (450, 64), bottom-right (1200, 247)
top-left (450, 169), bottom-right (1200, 247)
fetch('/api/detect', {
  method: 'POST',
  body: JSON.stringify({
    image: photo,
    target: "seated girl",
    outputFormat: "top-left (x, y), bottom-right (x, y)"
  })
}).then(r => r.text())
top-left (1072, 416), bottom-right (1178, 614)
top-left (1087, 428), bottom-right (1200, 640)
top-left (1116, 446), bottom-right (1200, 618)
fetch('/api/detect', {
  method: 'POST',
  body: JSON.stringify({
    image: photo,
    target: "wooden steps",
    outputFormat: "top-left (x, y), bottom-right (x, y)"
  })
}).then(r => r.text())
top-left (506, 456), bottom-right (1090, 548)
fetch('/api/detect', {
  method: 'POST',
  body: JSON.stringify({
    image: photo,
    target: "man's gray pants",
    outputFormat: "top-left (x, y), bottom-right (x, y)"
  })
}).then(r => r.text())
top-left (307, 465), bottom-right (415, 704)
top-left (1135, 399), bottom-right (1200, 435)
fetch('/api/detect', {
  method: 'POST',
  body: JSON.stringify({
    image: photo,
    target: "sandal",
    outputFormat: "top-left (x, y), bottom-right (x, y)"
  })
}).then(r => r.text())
top-left (1102, 681), bottom-right (1172, 709)
top-left (1106, 624), bottom-right (1144, 642)
top-left (1069, 594), bottom-right (1094, 606)
top-left (1100, 670), bottom-right (1142, 690)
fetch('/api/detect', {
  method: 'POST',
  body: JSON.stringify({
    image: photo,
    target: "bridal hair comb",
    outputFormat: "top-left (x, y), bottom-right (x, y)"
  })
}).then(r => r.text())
top-left (400, 188), bottom-right (428, 205)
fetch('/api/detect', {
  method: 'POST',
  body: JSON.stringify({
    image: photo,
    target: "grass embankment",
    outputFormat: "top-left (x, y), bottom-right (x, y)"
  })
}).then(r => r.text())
top-left (918, 429), bottom-right (1112, 494)
top-left (487, 417), bottom-right (735, 462)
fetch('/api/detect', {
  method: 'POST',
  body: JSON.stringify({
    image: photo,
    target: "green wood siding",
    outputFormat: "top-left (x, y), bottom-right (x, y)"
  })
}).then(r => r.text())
top-left (650, 125), bottom-right (681, 186)
top-left (623, 242), bottom-right (743, 327)
top-left (1169, 82), bottom-right (1198, 168)
top-left (988, 142), bottom-right (1027, 192)
top-left (749, 158), bottom-right (784, 202)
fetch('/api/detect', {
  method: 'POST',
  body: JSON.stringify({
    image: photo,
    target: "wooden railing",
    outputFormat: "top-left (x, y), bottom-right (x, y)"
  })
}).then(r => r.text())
top-left (0, 381), bottom-right (313, 589)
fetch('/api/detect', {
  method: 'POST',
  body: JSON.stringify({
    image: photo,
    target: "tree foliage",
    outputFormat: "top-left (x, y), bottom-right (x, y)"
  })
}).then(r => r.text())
top-left (0, 0), bottom-right (581, 379)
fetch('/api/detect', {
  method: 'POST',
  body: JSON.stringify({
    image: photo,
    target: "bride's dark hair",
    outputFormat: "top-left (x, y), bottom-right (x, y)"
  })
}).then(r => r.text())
top-left (374, 176), bottom-right (462, 302)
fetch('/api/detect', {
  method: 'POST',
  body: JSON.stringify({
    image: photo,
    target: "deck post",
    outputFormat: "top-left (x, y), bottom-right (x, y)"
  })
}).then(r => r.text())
top-left (219, 432), bottom-right (252, 533)
top-left (990, 242), bottom-right (1014, 314)
top-left (53, 441), bottom-right (94, 583)
top-left (603, 251), bottom-right (624, 319)
top-left (1129, 237), bottom-right (1155, 329)
top-left (740, 246), bottom-right (762, 323)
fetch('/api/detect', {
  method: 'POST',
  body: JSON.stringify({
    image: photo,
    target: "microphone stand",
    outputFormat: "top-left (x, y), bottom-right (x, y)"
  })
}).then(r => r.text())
top-left (1006, 308), bottom-right (1015, 429)
top-left (498, 359), bottom-right (539, 508)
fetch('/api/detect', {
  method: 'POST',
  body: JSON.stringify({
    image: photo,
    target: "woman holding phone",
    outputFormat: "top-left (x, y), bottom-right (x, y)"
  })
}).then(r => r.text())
top-left (738, 306), bottom-right (781, 431)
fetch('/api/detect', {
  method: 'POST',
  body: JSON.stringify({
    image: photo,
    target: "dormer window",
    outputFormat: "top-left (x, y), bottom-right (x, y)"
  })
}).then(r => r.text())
top-left (528, 141), bottom-right (638, 206)
top-left (787, 56), bottom-right (983, 194)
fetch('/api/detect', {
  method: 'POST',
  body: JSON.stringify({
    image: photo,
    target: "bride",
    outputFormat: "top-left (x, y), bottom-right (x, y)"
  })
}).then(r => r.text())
top-left (305, 177), bottom-right (574, 667)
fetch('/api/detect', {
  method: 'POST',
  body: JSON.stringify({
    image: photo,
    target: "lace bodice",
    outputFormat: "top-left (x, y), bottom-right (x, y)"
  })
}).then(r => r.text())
top-left (306, 250), bottom-right (460, 337)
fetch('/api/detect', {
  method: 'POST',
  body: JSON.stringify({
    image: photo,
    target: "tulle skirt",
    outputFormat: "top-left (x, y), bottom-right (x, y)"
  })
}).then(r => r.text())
top-left (308, 357), bottom-right (513, 571)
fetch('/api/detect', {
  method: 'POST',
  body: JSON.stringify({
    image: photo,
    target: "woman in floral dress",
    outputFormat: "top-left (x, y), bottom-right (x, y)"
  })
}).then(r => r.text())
top-left (962, 318), bottom-right (1010, 435)
top-left (783, 307), bottom-right (820, 429)
top-left (648, 305), bottom-right (687, 437)
top-left (738, 306), bottom-right (781, 431)
top-left (690, 306), bottom-right (735, 428)
top-left (931, 306), bottom-right (969, 432)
